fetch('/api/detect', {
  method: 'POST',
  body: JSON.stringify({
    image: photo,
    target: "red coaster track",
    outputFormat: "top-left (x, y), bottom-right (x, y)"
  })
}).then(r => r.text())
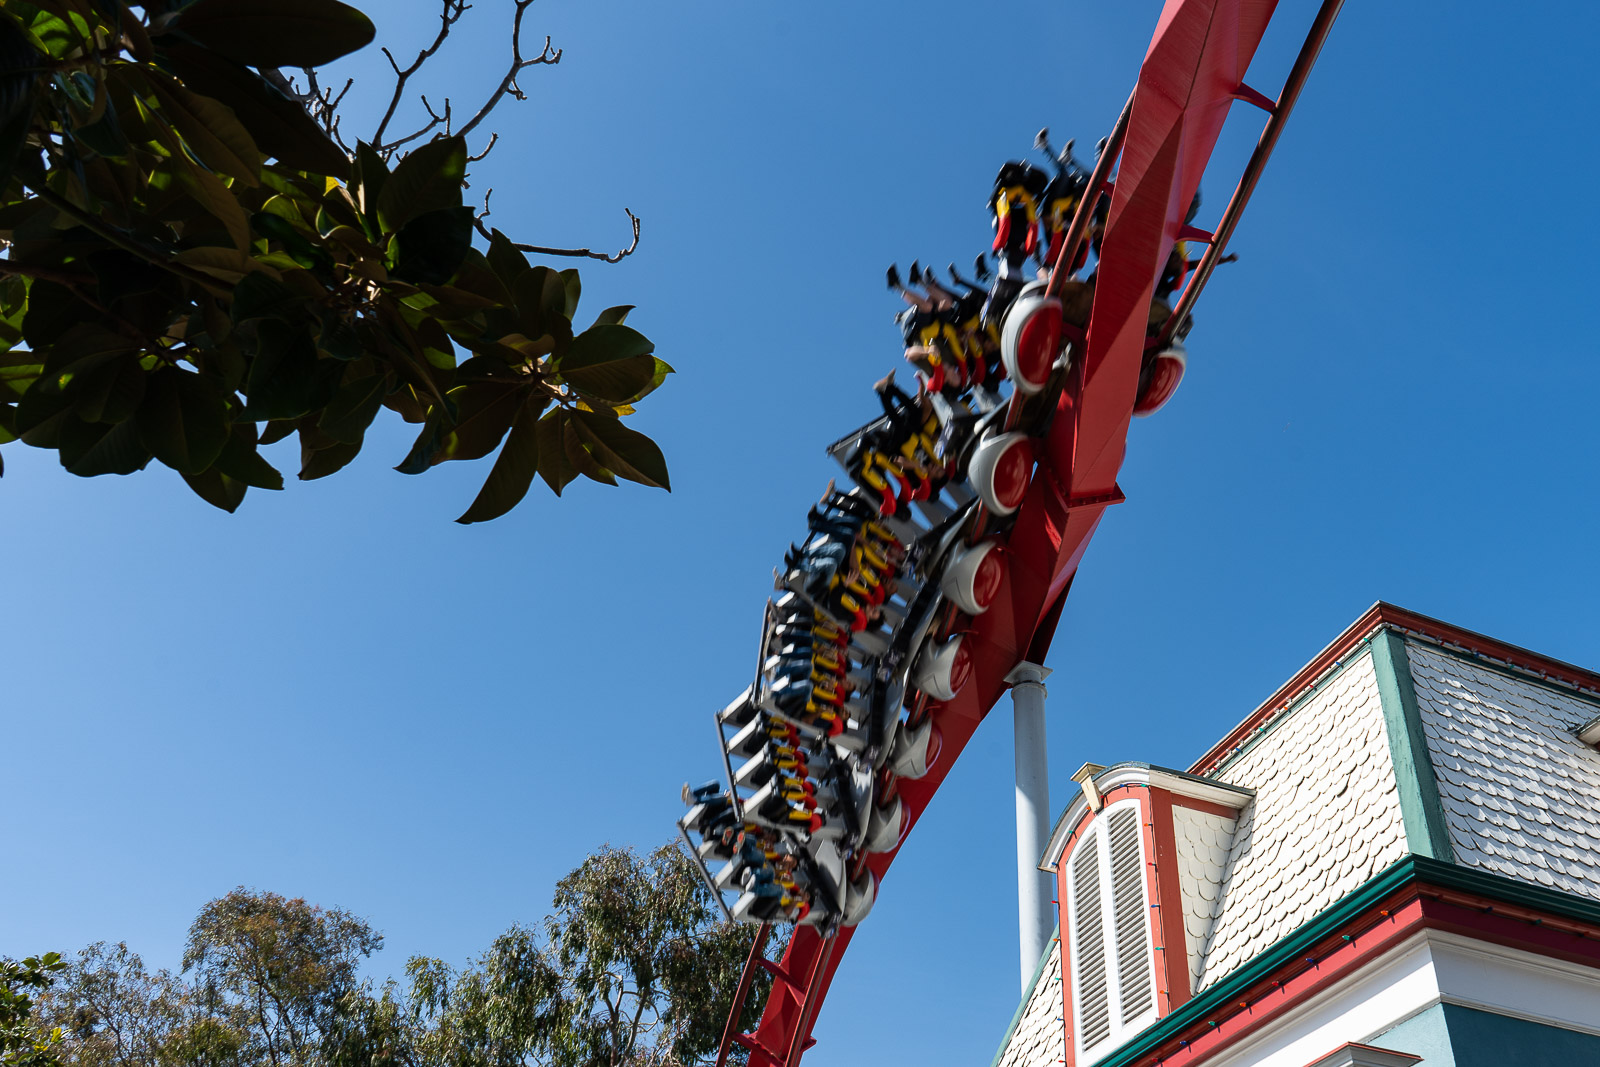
top-left (724, 1), bottom-right (1344, 1062)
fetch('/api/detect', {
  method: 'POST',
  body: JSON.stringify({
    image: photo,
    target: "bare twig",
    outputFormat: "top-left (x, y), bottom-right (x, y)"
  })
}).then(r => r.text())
top-left (467, 132), bottom-right (498, 163)
top-left (474, 192), bottom-right (641, 263)
top-left (457, 0), bottom-right (560, 140)
top-left (297, 68), bottom-right (355, 153)
top-left (371, 0), bottom-right (470, 148)
top-left (381, 96), bottom-right (452, 157)
top-left (286, 0), bottom-right (639, 263)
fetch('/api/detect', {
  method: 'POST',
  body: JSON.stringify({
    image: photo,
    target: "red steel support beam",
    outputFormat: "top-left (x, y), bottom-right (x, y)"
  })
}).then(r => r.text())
top-left (737, 1), bottom-right (1339, 1060)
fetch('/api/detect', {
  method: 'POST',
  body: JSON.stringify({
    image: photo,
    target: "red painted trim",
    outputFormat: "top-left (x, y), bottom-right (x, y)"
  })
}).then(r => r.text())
top-left (1056, 787), bottom-right (1148, 1067)
top-left (1190, 602), bottom-right (1600, 777)
top-left (1140, 894), bottom-right (1430, 1067)
top-left (1417, 887), bottom-right (1600, 972)
top-left (1149, 789), bottom-right (1193, 1010)
top-left (1060, 862), bottom-right (1078, 1067)
top-left (1058, 789), bottom-right (1189, 1066)
top-left (1053, 783), bottom-right (1153, 869)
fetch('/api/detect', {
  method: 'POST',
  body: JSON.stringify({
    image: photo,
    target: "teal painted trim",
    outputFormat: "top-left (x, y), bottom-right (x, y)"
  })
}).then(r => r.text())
top-left (1372, 630), bottom-right (1457, 862)
top-left (1095, 855), bottom-right (1600, 1067)
top-left (1206, 641), bottom-right (1376, 779)
top-left (1444, 1003), bottom-right (1600, 1066)
top-left (989, 922), bottom-right (1061, 1067)
top-left (1412, 853), bottom-right (1600, 926)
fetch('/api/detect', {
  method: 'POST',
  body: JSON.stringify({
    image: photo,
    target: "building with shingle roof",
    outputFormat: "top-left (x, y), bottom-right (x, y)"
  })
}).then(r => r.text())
top-left (991, 604), bottom-right (1600, 1067)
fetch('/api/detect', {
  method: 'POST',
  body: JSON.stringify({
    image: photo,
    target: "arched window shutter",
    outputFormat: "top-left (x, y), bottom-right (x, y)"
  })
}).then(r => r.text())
top-left (1108, 806), bottom-right (1154, 1023)
top-left (1067, 800), bottom-right (1158, 1064)
top-left (1070, 825), bottom-right (1112, 1049)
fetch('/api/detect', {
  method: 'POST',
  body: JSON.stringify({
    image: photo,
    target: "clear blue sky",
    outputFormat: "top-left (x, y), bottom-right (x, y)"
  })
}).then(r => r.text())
top-left (7, 1), bottom-right (1600, 1064)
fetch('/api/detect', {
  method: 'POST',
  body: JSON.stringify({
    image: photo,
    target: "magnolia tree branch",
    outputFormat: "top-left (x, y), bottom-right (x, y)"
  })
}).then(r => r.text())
top-left (476, 190), bottom-right (641, 263)
top-left (287, 0), bottom-right (638, 263)
top-left (456, 0), bottom-right (561, 141)
top-left (371, 0), bottom-right (469, 149)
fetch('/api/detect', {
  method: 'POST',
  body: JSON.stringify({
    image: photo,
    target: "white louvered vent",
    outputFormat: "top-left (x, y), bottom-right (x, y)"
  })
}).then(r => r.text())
top-left (1066, 799), bottom-right (1159, 1065)
top-left (1108, 806), bottom-right (1154, 1023)
top-left (1071, 831), bottom-right (1111, 1048)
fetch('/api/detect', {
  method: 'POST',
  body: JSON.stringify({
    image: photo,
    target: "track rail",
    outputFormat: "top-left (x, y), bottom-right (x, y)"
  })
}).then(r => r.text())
top-left (723, 2), bottom-right (1341, 1062)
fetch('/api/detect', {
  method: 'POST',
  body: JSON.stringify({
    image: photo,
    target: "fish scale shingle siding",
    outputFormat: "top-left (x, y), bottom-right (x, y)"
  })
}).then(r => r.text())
top-left (1199, 652), bottom-right (1408, 987)
top-left (1172, 805), bottom-right (1236, 992)
top-left (994, 941), bottom-right (1066, 1067)
top-left (1407, 639), bottom-right (1600, 904)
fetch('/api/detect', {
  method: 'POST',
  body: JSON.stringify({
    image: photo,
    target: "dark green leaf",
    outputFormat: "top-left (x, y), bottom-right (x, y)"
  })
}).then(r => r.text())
top-left (136, 67), bottom-right (261, 184)
top-left (485, 228), bottom-right (530, 287)
top-left (72, 352), bottom-right (146, 424)
top-left (562, 354), bottom-right (657, 404)
top-left (393, 414), bottom-right (440, 474)
top-left (37, 322), bottom-right (136, 389)
top-left (536, 407), bottom-right (576, 496)
top-left (571, 409), bottom-right (670, 490)
top-left (353, 141), bottom-right (387, 221)
top-left (624, 356), bottom-right (674, 405)
top-left (450, 248), bottom-right (514, 309)
top-left (22, 280), bottom-right (98, 349)
top-left (319, 316), bottom-right (362, 361)
top-left (0, 84), bottom-right (36, 194)
top-left (0, 350), bottom-right (41, 402)
top-left (242, 318), bottom-right (331, 420)
top-left (455, 396), bottom-right (548, 524)
top-left (136, 367), bottom-right (231, 474)
top-left (168, 0), bottom-right (377, 68)
top-left (74, 99), bottom-right (128, 158)
top-left (564, 419), bottom-right (614, 486)
top-left (559, 324), bottom-right (653, 371)
top-left (181, 466), bottom-right (248, 511)
top-left (376, 134), bottom-right (465, 234)
top-left (15, 387), bottom-right (74, 447)
top-left (61, 416), bottom-right (151, 476)
top-left (318, 373), bottom-right (385, 443)
top-left (159, 43), bottom-right (351, 178)
top-left (251, 210), bottom-right (328, 270)
top-left (258, 418), bottom-right (296, 445)
top-left (299, 435), bottom-right (361, 480)
top-left (414, 314), bottom-right (455, 370)
top-left (559, 269), bottom-right (581, 320)
top-left (591, 305), bottom-right (635, 327)
top-left (230, 272), bottom-right (303, 323)
top-left (390, 206), bottom-right (473, 285)
top-left (213, 422), bottom-right (283, 489)
top-left (433, 384), bottom-right (520, 465)
top-left (512, 266), bottom-right (568, 343)
top-left (177, 157), bottom-right (252, 251)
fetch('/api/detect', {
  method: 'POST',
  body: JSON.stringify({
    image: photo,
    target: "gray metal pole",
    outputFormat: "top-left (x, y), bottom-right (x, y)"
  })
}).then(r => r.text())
top-left (1005, 661), bottom-right (1053, 992)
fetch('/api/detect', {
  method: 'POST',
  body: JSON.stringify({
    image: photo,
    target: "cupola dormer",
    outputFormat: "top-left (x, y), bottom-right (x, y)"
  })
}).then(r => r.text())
top-left (1041, 764), bottom-right (1252, 1066)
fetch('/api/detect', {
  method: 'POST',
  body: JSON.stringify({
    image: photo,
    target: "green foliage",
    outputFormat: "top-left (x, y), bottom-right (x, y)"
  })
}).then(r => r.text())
top-left (184, 890), bottom-right (384, 1065)
top-left (355, 844), bottom-right (772, 1067)
top-left (1, 953), bottom-right (67, 1067)
top-left (0, 0), bottom-right (670, 519)
top-left (32, 845), bottom-right (779, 1067)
